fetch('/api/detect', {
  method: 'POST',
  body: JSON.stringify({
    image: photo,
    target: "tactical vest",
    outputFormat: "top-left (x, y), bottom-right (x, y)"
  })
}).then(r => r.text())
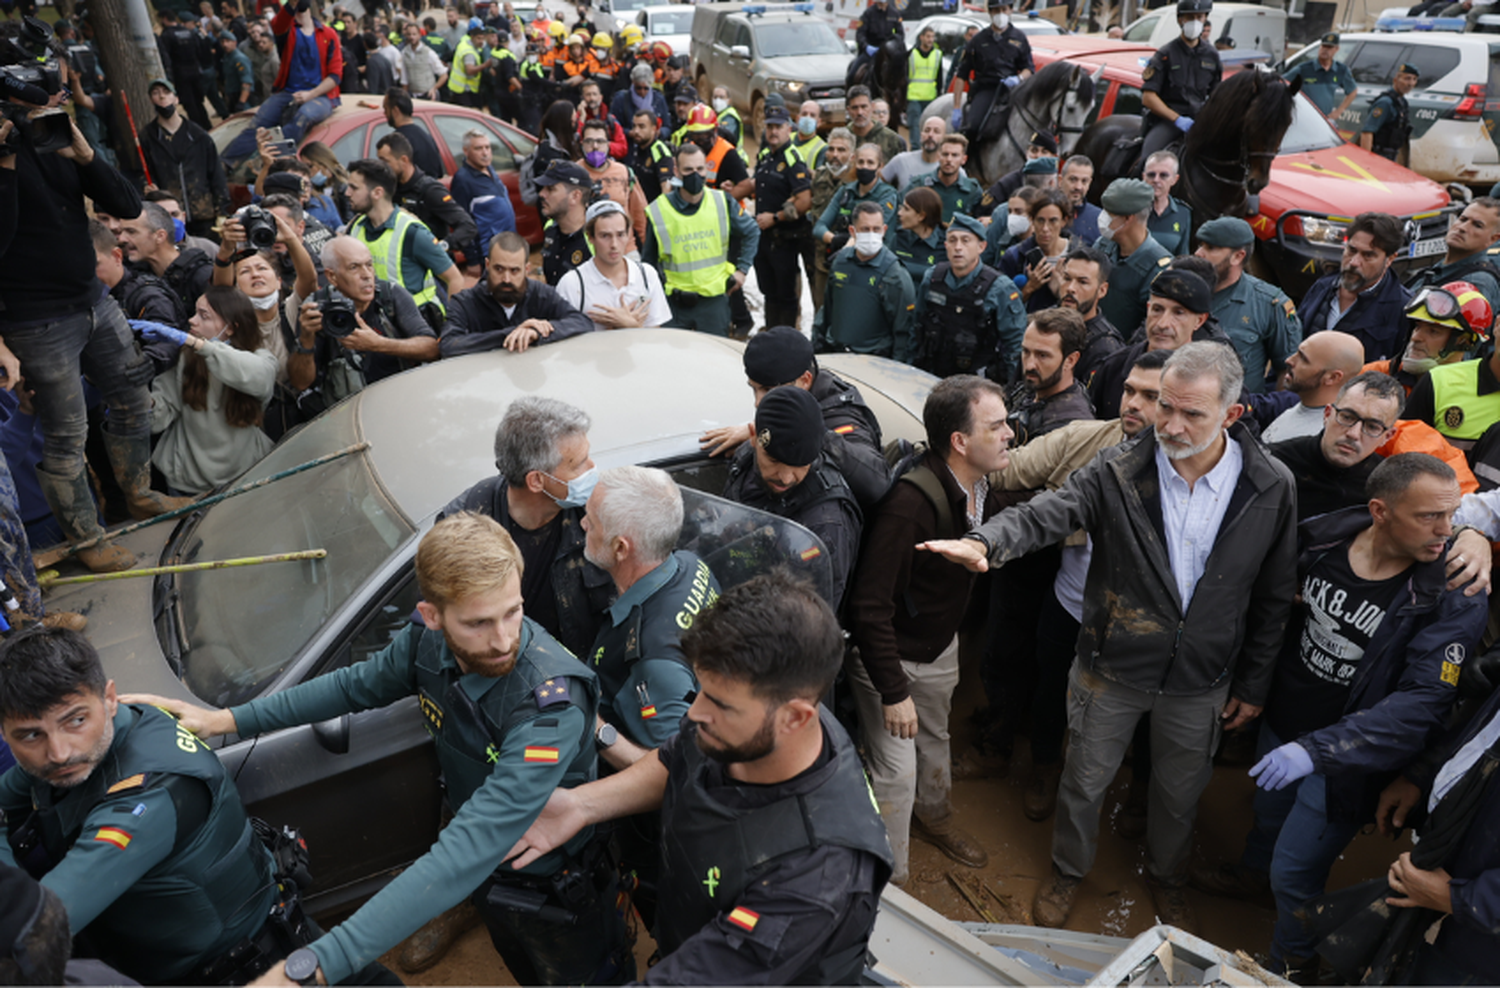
top-left (1370, 88), bottom-right (1411, 159)
top-left (349, 209), bottom-right (442, 311)
top-left (655, 708), bottom-right (893, 981)
top-left (1430, 360), bottom-right (1500, 447)
top-left (916, 262), bottom-right (1003, 378)
top-left (646, 190), bottom-right (735, 295)
top-left (826, 246), bottom-right (901, 355)
top-left (448, 35), bottom-right (482, 93)
top-left (1409, 252), bottom-right (1500, 294)
top-left (10, 705), bottom-right (273, 983)
top-left (907, 46), bottom-right (941, 102)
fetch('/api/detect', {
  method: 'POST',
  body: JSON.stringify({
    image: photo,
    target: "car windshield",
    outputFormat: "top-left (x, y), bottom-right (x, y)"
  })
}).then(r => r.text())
top-left (649, 9), bottom-right (693, 33)
top-left (174, 400), bottom-right (415, 707)
top-left (754, 20), bottom-right (846, 57)
top-left (1276, 92), bottom-right (1347, 154)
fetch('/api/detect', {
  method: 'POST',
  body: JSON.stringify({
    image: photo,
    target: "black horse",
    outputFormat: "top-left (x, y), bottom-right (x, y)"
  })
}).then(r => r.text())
top-left (849, 37), bottom-right (908, 124)
top-left (1073, 69), bottom-right (1302, 228)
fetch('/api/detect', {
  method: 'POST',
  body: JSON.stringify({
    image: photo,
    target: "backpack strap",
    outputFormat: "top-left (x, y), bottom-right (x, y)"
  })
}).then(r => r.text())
top-left (898, 464), bottom-right (955, 540)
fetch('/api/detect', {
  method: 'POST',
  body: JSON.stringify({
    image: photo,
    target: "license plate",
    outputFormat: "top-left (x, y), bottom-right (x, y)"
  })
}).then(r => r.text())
top-left (1411, 237), bottom-right (1447, 258)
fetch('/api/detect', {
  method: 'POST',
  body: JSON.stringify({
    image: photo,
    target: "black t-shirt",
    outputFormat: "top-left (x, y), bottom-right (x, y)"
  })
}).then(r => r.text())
top-left (396, 122), bottom-right (448, 180)
top-left (713, 146), bottom-right (750, 187)
top-left (507, 510), bottom-right (563, 636)
top-left (1267, 543), bottom-right (1408, 743)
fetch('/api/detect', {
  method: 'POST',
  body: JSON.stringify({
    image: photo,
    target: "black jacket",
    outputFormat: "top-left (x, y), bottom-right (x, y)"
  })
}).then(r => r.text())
top-left (1267, 434), bottom-right (1379, 523)
top-left (439, 280), bottom-right (593, 357)
top-left (395, 168), bottom-right (478, 262)
top-left (970, 421), bottom-right (1297, 702)
top-left (1087, 320), bottom-right (1235, 419)
top-left (1298, 269), bottom-right (1412, 363)
top-left (140, 116), bottom-right (231, 224)
top-left (111, 269), bottom-right (184, 375)
top-left (809, 370), bottom-right (892, 513)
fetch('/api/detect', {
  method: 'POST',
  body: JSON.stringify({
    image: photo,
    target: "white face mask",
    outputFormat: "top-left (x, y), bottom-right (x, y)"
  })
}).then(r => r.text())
top-left (249, 289), bottom-right (281, 311)
top-left (1006, 212), bottom-right (1030, 237)
top-left (853, 231), bottom-right (883, 256)
top-left (992, 13), bottom-right (1010, 30)
top-left (1097, 210), bottom-right (1116, 241)
top-left (1182, 19), bottom-right (1203, 39)
top-left (712, 97), bottom-right (729, 113)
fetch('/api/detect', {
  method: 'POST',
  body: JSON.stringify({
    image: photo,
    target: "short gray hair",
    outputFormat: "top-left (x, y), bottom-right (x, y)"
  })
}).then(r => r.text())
top-left (320, 234), bottom-right (369, 271)
top-left (462, 128), bottom-right (489, 148)
top-left (594, 466), bottom-right (683, 565)
top-left (855, 141), bottom-right (885, 166)
top-left (826, 127), bottom-right (854, 150)
top-left (493, 397), bottom-right (592, 487)
top-left (631, 62), bottom-right (653, 84)
top-left (1163, 341), bottom-right (1243, 410)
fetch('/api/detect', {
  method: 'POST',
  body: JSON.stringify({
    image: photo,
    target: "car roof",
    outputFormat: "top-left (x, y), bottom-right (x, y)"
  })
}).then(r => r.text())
top-left (1294, 29), bottom-right (1495, 48)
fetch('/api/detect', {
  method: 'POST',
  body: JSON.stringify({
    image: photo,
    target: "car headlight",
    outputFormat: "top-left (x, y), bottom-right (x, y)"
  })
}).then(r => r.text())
top-left (1300, 217), bottom-right (1349, 246)
top-left (767, 78), bottom-right (805, 94)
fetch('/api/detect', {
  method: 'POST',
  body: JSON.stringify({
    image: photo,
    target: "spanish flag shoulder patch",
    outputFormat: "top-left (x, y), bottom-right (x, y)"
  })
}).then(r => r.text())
top-left (106, 773), bottom-right (147, 794)
top-left (727, 906), bottom-right (760, 932)
top-left (94, 827), bottom-right (132, 850)
top-left (523, 746), bottom-right (560, 763)
top-left (640, 705), bottom-right (659, 719)
top-left (800, 546), bottom-right (822, 561)
top-left (833, 424), bottom-right (856, 435)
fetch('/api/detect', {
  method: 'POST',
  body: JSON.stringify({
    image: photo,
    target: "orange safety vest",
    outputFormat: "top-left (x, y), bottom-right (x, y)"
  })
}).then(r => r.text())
top-left (705, 136), bottom-right (733, 183)
top-left (558, 53), bottom-right (599, 78)
top-left (1376, 419), bottom-right (1480, 493)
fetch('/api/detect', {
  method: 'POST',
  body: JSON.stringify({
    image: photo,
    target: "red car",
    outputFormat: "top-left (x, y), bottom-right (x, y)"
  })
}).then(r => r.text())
top-left (211, 98), bottom-right (544, 244)
top-left (1028, 36), bottom-right (1456, 296)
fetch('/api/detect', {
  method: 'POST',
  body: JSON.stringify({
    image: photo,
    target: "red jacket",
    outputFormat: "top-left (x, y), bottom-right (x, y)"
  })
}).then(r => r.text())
top-left (577, 108), bottom-right (628, 161)
top-left (270, 2), bottom-right (344, 98)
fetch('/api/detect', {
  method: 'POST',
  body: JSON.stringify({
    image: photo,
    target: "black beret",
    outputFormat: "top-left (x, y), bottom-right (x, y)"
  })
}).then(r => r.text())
top-left (743, 325), bottom-right (814, 388)
top-left (1149, 268), bottom-right (1213, 314)
top-left (755, 387), bottom-right (824, 467)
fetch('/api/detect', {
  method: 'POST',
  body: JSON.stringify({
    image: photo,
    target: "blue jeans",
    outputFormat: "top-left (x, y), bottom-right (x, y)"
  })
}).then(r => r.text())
top-left (0, 295), bottom-right (152, 476)
top-left (906, 99), bottom-right (930, 138)
top-left (223, 91), bottom-right (340, 161)
top-left (0, 446), bottom-right (42, 619)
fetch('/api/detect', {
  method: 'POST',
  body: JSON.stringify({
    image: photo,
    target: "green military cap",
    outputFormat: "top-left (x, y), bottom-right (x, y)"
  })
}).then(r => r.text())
top-left (1101, 178), bottom-right (1153, 215)
top-left (1196, 216), bottom-right (1255, 249)
top-left (948, 213), bottom-right (987, 241)
top-left (1396, 63), bottom-right (1420, 79)
top-left (1022, 156), bottom-right (1058, 175)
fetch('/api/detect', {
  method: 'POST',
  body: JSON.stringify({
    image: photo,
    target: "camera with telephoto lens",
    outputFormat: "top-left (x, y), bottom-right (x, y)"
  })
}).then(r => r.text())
top-left (0, 17), bottom-right (69, 155)
top-left (319, 289), bottom-right (359, 338)
top-left (235, 204), bottom-right (278, 251)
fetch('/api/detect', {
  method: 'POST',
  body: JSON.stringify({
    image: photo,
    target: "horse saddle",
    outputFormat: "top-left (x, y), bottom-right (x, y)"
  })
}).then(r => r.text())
top-left (1101, 119), bottom-right (1183, 180)
top-left (975, 91), bottom-right (1013, 144)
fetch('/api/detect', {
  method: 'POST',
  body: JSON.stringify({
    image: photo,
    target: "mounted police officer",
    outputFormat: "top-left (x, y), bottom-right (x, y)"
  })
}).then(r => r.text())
top-left (848, 0), bottom-right (904, 91)
top-left (913, 213), bottom-right (1027, 384)
top-left (1139, 0), bottom-right (1222, 167)
top-left (953, 0), bottom-right (1033, 146)
top-left (508, 570), bottom-right (892, 985)
top-left (1360, 63), bottom-right (1418, 163)
top-left (131, 513), bottom-right (632, 987)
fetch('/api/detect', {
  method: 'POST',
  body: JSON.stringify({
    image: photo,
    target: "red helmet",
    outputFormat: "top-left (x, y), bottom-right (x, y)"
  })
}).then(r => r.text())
top-left (1406, 280), bottom-right (1494, 349)
top-left (647, 40), bottom-right (672, 63)
top-left (685, 103), bottom-right (719, 132)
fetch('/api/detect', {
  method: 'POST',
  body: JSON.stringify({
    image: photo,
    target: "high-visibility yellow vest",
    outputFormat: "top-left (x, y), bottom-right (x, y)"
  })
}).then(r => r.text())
top-left (1431, 359), bottom-right (1500, 446)
top-left (908, 46), bottom-right (941, 102)
top-left (349, 209), bottom-right (443, 311)
top-left (646, 190), bottom-right (735, 296)
top-left (794, 133), bottom-right (826, 168)
top-left (448, 36), bottom-right (482, 94)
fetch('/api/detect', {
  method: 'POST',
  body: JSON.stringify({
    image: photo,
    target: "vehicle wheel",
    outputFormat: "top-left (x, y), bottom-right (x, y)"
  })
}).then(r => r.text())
top-left (751, 94), bottom-right (765, 138)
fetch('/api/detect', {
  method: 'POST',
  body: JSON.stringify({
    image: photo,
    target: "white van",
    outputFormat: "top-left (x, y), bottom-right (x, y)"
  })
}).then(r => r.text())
top-left (1118, 2), bottom-right (1287, 55)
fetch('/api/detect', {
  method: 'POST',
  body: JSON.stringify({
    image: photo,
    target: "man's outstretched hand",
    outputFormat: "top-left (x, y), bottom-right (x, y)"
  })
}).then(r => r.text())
top-left (915, 538), bottom-right (989, 572)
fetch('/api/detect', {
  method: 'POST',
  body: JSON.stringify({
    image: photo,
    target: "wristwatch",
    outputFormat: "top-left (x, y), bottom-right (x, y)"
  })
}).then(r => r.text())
top-left (595, 722), bottom-right (618, 750)
top-left (284, 948), bottom-right (321, 986)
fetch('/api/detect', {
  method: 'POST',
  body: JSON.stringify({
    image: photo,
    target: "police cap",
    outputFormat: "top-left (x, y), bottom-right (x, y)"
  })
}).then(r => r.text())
top-left (1176, 0), bottom-right (1211, 14)
top-left (1195, 216), bottom-right (1255, 249)
top-left (744, 325), bottom-right (814, 388)
top-left (535, 160), bottom-right (592, 188)
top-left (1396, 62), bottom-right (1420, 80)
top-left (765, 105), bottom-right (792, 125)
top-left (1150, 268), bottom-right (1212, 314)
top-left (1320, 32), bottom-right (1339, 46)
top-left (987, 0), bottom-right (1014, 9)
top-left (1100, 177), bottom-right (1153, 215)
top-left (1029, 131), bottom-right (1058, 155)
top-left (674, 83), bottom-right (697, 104)
top-left (755, 386), bottom-right (824, 467)
top-left (1022, 156), bottom-right (1058, 175)
top-left (948, 213), bottom-right (987, 241)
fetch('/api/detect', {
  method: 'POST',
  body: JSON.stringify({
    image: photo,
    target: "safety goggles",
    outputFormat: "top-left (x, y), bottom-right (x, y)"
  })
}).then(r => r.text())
top-left (1405, 286), bottom-right (1473, 334)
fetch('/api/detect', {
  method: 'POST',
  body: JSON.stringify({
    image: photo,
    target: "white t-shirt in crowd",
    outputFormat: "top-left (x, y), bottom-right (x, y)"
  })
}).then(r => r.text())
top-left (882, 150), bottom-right (939, 193)
top-left (1260, 401), bottom-right (1327, 444)
top-left (555, 258), bottom-right (672, 333)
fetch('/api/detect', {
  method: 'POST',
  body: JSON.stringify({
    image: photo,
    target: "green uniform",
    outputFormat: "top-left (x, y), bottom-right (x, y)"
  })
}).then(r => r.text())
top-left (915, 171), bottom-right (984, 225)
top-left (0, 705), bottom-right (275, 984)
top-left (1212, 272), bottom-right (1302, 392)
top-left (813, 179), bottom-right (900, 245)
top-left (814, 244), bottom-right (917, 362)
top-left (1363, 88), bottom-right (1411, 162)
top-left (885, 223), bottom-right (947, 287)
top-left (1407, 251), bottom-right (1500, 310)
top-left (1283, 59), bottom-right (1356, 118)
top-left (232, 618), bottom-right (627, 986)
top-left (1093, 233), bottom-right (1172, 338)
top-left (913, 261), bottom-right (1027, 381)
top-left (1145, 196), bottom-right (1192, 257)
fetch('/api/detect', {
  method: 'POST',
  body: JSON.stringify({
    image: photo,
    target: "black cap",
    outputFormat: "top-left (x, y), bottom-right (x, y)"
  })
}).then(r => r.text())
top-left (744, 325), bottom-right (814, 388)
top-left (674, 83), bottom-right (697, 103)
top-left (263, 172), bottom-right (304, 195)
top-left (1029, 130), bottom-right (1058, 155)
top-left (1149, 268), bottom-right (1212, 314)
top-left (755, 387), bottom-right (824, 467)
top-left (765, 105), bottom-right (792, 125)
top-left (535, 160), bottom-right (591, 188)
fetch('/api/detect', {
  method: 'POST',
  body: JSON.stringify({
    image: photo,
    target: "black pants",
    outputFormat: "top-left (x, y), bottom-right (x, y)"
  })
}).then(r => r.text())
top-left (755, 231), bottom-right (803, 330)
top-left (962, 84), bottom-right (1003, 143)
top-left (173, 70), bottom-right (212, 130)
top-left (1139, 116), bottom-right (1181, 170)
top-left (979, 545), bottom-right (1060, 751)
top-left (1031, 584), bottom-right (1079, 766)
top-left (472, 868), bottom-right (632, 986)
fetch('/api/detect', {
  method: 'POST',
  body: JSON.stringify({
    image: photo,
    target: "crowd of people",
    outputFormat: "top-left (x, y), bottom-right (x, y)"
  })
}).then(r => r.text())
top-left (3, 0), bottom-right (1500, 985)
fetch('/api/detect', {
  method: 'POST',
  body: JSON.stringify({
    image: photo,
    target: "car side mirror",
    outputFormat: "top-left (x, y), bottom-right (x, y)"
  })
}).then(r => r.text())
top-left (730, 43), bottom-right (749, 58)
top-left (312, 713), bottom-right (350, 755)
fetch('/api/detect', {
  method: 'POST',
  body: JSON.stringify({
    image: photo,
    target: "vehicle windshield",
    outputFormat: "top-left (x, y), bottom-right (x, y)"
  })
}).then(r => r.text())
top-left (1275, 93), bottom-right (1346, 154)
top-left (649, 9), bottom-right (693, 33)
top-left (174, 400), bottom-right (415, 707)
top-left (754, 20), bottom-right (847, 57)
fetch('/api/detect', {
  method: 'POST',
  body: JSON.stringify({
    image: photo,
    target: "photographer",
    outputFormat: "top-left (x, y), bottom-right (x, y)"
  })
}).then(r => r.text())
top-left (116, 201), bottom-right (215, 314)
top-left (140, 78), bottom-right (231, 240)
top-left (289, 235), bottom-right (438, 413)
top-left (0, 115), bottom-right (182, 573)
top-left (261, 189), bottom-right (333, 290)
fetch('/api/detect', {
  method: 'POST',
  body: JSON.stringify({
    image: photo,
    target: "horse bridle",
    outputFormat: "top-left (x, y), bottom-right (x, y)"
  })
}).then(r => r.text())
top-left (1000, 82), bottom-right (1072, 158)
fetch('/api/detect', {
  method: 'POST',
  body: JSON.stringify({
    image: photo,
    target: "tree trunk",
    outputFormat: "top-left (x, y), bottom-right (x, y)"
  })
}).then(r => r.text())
top-left (88, 0), bottom-right (165, 178)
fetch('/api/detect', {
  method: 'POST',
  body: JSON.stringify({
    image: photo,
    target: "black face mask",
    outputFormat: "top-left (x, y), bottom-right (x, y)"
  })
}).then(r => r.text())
top-left (679, 171), bottom-right (706, 195)
top-left (856, 167), bottom-right (877, 185)
top-left (154, 102), bottom-right (177, 118)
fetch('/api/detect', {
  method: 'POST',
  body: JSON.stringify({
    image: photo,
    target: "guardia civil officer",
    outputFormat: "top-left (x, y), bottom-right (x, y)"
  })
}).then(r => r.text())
top-left (1360, 63), bottom-right (1419, 163)
top-left (913, 213), bottom-right (1027, 383)
top-left (506, 570), bottom-right (894, 985)
top-left (1139, 0), bottom-right (1222, 166)
top-left (131, 513), bottom-right (631, 987)
top-left (952, 0), bottom-right (1033, 145)
top-left (1194, 217), bottom-right (1301, 393)
top-left (753, 106), bottom-right (814, 331)
top-left (1283, 33), bottom-right (1357, 121)
top-left (0, 627), bottom-right (361, 985)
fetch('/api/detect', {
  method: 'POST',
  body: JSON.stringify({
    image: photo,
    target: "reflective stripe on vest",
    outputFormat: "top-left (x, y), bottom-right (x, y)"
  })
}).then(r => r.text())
top-left (722, 106), bottom-right (743, 147)
top-left (448, 36), bottom-right (482, 93)
top-left (1430, 360), bottom-right (1500, 446)
top-left (907, 47), bottom-right (941, 101)
top-left (647, 190), bottom-right (735, 295)
top-left (351, 209), bottom-right (441, 310)
top-left (794, 134), bottom-right (826, 168)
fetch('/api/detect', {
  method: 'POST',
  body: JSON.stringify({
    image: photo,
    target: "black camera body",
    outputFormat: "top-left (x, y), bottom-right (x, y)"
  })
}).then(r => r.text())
top-left (236, 204), bottom-right (278, 251)
top-left (319, 289), bottom-right (359, 338)
top-left (0, 17), bottom-right (68, 155)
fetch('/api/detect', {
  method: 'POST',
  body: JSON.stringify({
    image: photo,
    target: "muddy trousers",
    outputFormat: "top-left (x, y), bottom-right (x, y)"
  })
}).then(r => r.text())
top-left (1052, 661), bottom-right (1228, 884)
top-left (845, 634), bottom-right (961, 881)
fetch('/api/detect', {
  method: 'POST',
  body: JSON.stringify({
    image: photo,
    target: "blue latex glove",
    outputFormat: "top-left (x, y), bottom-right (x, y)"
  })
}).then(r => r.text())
top-left (951, 107), bottom-right (964, 130)
top-left (865, 44), bottom-right (878, 55)
top-left (1002, 75), bottom-right (1021, 90)
top-left (130, 319), bottom-right (191, 348)
top-left (1174, 115), bottom-right (1194, 133)
top-left (1249, 742), bottom-right (1314, 791)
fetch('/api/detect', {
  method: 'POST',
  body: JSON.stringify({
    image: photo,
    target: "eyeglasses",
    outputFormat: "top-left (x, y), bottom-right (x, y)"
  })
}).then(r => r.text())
top-left (1330, 405), bottom-right (1393, 439)
top-left (1144, 170), bottom-right (1173, 180)
top-left (581, 138), bottom-right (608, 148)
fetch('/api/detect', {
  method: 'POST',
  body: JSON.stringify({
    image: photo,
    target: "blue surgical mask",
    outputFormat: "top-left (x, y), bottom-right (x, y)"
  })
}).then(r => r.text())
top-left (172, 217), bottom-right (187, 244)
top-left (543, 466), bottom-right (598, 508)
top-left (797, 116), bottom-right (817, 136)
top-left (311, 171), bottom-right (328, 188)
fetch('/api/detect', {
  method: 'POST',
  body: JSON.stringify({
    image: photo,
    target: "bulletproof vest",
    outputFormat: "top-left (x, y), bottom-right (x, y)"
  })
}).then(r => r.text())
top-left (812, 371), bottom-right (884, 449)
top-left (916, 262), bottom-right (1002, 378)
top-left (1371, 89), bottom-right (1411, 158)
top-left (163, 248), bottom-right (213, 311)
top-left (726, 448), bottom-right (863, 533)
top-left (655, 708), bottom-right (893, 981)
top-left (411, 618), bottom-right (600, 859)
top-left (400, 173), bottom-right (459, 241)
top-left (10, 705), bottom-right (273, 983)
top-left (1408, 252), bottom-right (1500, 295)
